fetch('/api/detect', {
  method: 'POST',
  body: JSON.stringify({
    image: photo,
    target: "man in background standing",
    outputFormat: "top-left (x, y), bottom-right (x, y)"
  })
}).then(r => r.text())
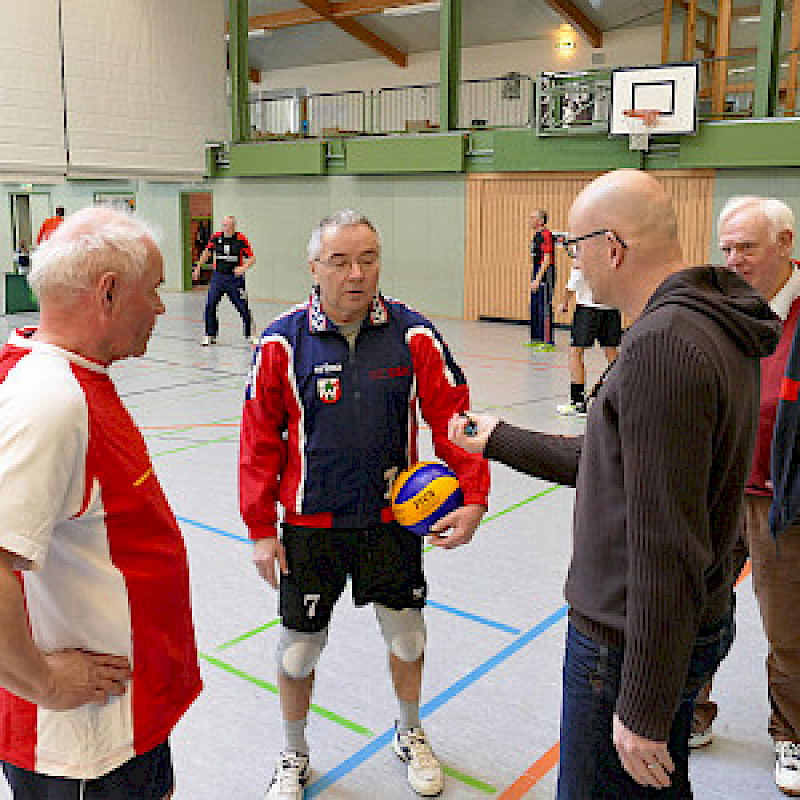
top-left (192, 214), bottom-right (257, 346)
top-left (556, 262), bottom-right (622, 416)
top-left (528, 210), bottom-right (556, 350)
top-left (36, 205), bottom-right (64, 245)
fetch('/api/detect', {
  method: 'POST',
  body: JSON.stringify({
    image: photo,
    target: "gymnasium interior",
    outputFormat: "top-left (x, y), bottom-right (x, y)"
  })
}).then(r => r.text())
top-left (2, 1), bottom-right (800, 797)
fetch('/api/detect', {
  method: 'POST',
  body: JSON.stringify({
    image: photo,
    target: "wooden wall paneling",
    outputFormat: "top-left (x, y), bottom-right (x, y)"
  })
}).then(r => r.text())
top-left (464, 170), bottom-right (715, 323)
top-left (464, 172), bottom-right (601, 322)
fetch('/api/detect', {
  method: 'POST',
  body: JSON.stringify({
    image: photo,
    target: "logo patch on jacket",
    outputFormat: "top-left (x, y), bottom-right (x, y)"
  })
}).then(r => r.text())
top-left (317, 377), bottom-right (341, 403)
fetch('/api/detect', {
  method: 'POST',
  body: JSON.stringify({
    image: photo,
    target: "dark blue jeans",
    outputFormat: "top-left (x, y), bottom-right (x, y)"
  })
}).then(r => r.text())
top-left (557, 611), bottom-right (734, 800)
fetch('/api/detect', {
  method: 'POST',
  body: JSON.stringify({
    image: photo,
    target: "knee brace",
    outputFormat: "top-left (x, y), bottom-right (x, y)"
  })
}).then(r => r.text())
top-left (277, 626), bottom-right (329, 680)
top-left (375, 605), bottom-right (426, 663)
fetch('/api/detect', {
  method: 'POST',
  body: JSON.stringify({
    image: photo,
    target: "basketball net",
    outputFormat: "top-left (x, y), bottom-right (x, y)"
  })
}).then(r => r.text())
top-left (623, 109), bottom-right (660, 152)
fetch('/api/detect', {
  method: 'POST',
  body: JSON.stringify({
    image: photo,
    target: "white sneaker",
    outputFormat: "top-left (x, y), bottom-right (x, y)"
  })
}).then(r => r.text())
top-left (250, 335), bottom-right (261, 346)
top-left (201, 335), bottom-right (216, 346)
top-left (556, 402), bottom-right (587, 417)
top-left (393, 726), bottom-right (443, 797)
top-left (776, 741), bottom-right (800, 795)
top-left (266, 750), bottom-right (309, 799)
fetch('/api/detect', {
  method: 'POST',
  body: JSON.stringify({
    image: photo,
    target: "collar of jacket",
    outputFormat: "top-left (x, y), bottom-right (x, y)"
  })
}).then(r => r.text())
top-left (308, 286), bottom-right (388, 333)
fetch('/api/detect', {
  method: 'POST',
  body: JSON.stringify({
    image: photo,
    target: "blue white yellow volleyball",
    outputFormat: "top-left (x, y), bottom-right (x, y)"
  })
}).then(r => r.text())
top-left (390, 462), bottom-right (463, 535)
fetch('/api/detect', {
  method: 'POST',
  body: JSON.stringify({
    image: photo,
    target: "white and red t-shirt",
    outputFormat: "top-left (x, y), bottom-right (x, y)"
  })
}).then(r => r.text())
top-left (0, 330), bottom-right (201, 779)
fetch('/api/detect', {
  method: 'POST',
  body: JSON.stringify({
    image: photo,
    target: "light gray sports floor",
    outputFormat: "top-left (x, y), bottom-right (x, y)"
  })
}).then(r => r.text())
top-left (0, 291), bottom-right (782, 798)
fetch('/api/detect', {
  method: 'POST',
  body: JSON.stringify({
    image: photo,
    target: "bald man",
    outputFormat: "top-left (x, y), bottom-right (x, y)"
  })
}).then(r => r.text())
top-left (449, 170), bottom-right (781, 799)
top-left (0, 207), bottom-right (201, 799)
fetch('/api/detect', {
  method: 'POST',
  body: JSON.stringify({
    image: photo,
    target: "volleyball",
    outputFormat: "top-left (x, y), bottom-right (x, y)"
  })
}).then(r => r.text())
top-left (390, 462), bottom-right (463, 535)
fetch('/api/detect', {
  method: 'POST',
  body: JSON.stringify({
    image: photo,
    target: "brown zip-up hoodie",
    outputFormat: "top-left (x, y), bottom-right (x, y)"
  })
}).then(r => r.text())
top-left (486, 265), bottom-right (781, 740)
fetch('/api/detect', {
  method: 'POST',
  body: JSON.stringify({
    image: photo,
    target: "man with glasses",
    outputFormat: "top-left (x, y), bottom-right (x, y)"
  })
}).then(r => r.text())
top-left (239, 210), bottom-right (489, 799)
top-left (448, 170), bottom-right (780, 799)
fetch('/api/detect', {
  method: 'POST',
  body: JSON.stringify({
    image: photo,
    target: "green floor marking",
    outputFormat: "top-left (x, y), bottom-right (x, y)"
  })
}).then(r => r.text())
top-left (215, 619), bottom-right (280, 651)
top-left (200, 652), bottom-right (497, 793)
top-left (199, 652), bottom-right (373, 736)
top-left (146, 415), bottom-right (241, 441)
top-left (152, 434), bottom-right (238, 457)
top-left (424, 484), bottom-right (561, 553)
top-left (442, 765), bottom-right (497, 794)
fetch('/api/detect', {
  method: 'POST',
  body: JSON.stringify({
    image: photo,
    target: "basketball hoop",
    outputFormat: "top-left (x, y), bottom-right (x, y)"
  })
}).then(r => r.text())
top-left (623, 109), bottom-right (661, 152)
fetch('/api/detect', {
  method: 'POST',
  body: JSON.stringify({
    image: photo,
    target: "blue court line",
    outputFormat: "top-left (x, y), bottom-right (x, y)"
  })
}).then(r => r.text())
top-left (306, 604), bottom-right (568, 798)
top-left (176, 516), bottom-right (250, 544)
top-left (427, 600), bottom-right (521, 635)
top-left (177, 516), bottom-right (523, 637)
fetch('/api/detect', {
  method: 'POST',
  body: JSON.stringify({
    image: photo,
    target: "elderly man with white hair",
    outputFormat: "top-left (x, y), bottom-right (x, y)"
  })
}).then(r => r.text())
top-left (0, 206), bottom-right (201, 800)
top-left (692, 195), bottom-right (800, 796)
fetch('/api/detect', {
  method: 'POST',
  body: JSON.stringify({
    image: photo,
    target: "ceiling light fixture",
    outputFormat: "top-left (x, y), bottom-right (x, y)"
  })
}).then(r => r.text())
top-left (555, 24), bottom-right (577, 56)
top-left (383, 2), bottom-right (441, 17)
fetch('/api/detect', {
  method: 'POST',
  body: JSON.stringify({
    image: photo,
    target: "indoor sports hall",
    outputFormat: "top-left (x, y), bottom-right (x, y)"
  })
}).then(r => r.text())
top-left (2, 1), bottom-right (800, 799)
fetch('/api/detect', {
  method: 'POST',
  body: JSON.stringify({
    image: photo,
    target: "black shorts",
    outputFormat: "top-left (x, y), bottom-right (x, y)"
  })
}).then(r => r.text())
top-left (570, 305), bottom-right (622, 348)
top-left (2, 740), bottom-right (173, 800)
top-left (280, 522), bottom-right (427, 633)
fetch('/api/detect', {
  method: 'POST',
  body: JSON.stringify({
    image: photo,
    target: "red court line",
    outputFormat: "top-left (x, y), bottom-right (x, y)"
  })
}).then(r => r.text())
top-left (498, 560), bottom-right (754, 797)
top-left (498, 742), bottom-right (560, 799)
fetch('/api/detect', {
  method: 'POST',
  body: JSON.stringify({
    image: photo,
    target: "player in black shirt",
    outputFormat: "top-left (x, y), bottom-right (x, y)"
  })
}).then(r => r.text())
top-left (193, 215), bottom-right (257, 346)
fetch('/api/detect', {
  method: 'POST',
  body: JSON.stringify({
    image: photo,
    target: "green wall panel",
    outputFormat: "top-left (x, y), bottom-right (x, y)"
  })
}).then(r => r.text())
top-left (346, 135), bottom-right (466, 174)
top-left (475, 129), bottom-right (642, 172)
top-left (207, 174), bottom-right (466, 319)
top-left (226, 141), bottom-right (326, 176)
top-left (680, 121), bottom-right (800, 168)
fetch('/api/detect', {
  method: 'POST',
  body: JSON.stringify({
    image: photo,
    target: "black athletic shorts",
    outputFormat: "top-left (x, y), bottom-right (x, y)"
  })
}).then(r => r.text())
top-left (280, 522), bottom-right (427, 633)
top-left (570, 304), bottom-right (622, 348)
top-left (2, 740), bottom-right (173, 800)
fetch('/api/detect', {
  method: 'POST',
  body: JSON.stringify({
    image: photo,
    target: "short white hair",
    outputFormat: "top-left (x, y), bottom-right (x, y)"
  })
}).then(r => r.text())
top-left (719, 195), bottom-right (795, 242)
top-left (307, 209), bottom-right (379, 263)
top-left (29, 205), bottom-right (159, 301)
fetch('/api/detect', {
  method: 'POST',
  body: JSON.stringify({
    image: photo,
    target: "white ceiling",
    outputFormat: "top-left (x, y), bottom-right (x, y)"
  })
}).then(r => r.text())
top-left (235, 0), bottom-right (667, 71)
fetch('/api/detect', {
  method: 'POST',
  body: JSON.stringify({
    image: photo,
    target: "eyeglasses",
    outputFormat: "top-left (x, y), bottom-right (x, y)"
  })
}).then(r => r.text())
top-left (316, 252), bottom-right (380, 271)
top-left (562, 230), bottom-right (627, 259)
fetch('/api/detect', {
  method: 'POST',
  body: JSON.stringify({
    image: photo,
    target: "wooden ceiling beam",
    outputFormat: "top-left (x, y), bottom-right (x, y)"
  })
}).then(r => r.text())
top-left (542, 0), bottom-right (603, 48)
top-left (297, 0), bottom-right (407, 66)
top-left (243, 0), bottom-right (434, 32)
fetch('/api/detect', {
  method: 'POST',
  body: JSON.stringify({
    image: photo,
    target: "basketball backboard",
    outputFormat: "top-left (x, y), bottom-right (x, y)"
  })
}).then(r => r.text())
top-left (609, 63), bottom-right (699, 137)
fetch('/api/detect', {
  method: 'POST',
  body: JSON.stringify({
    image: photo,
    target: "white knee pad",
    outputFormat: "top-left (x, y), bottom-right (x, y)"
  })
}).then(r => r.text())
top-left (375, 605), bottom-right (426, 662)
top-left (277, 626), bottom-right (329, 680)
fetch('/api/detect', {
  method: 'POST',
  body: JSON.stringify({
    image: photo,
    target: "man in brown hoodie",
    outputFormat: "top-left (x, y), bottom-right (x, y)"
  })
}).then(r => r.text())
top-left (449, 169), bottom-right (781, 799)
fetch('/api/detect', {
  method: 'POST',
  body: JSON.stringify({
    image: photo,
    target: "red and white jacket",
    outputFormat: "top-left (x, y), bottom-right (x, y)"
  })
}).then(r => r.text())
top-left (0, 331), bottom-right (201, 778)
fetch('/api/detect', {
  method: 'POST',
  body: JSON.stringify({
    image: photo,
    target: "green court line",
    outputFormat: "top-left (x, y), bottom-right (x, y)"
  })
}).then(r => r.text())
top-left (424, 484), bottom-right (561, 553)
top-left (481, 484), bottom-right (560, 524)
top-left (199, 652), bottom-right (373, 736)
top-left (200, 652), bottom-right (496, 793)
top-left (216, 619), bottom-right (281, 651)
top-left (145, 415), bottom-right (241, 441)
top-left (442, 765), bottom-right (496, 794)
top-left (151, 435), bottom-right (238, 457)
